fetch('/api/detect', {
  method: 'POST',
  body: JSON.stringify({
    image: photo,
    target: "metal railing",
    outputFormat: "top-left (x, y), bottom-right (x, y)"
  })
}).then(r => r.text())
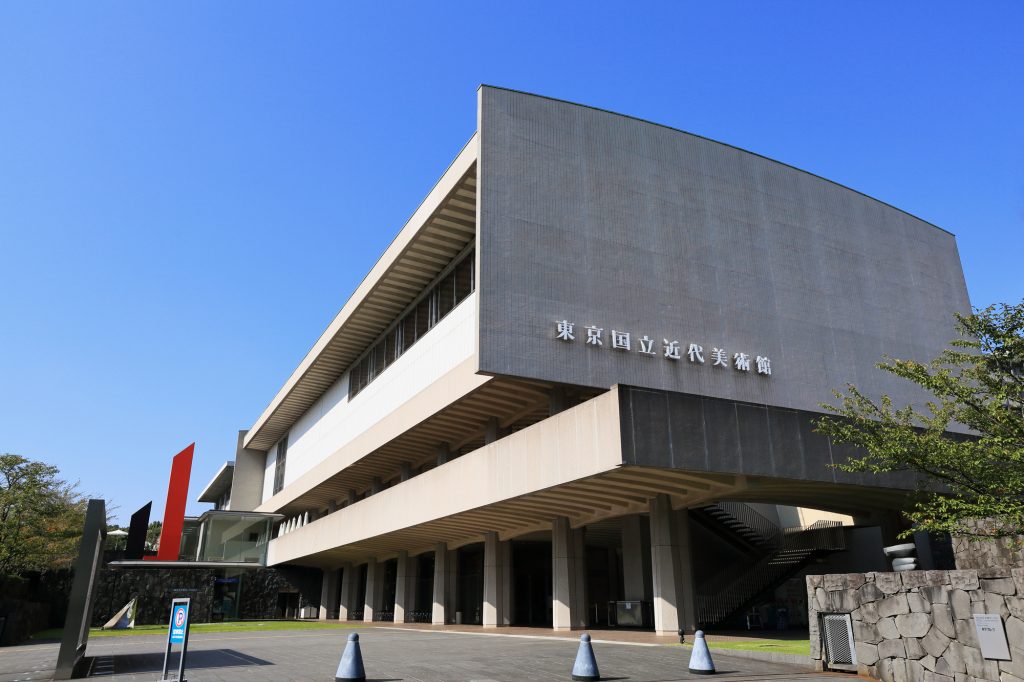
top-left (696, 521), bottom-right (846, 627)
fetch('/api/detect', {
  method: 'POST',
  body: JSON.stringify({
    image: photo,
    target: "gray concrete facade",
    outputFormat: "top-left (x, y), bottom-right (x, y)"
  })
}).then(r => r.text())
top-left (477, 86), bottom-right (971, 419)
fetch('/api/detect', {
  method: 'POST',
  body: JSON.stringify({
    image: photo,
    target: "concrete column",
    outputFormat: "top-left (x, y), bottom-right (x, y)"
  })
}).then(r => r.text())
top-left (447, 548), bottom-right (458, 622)
top-left (483, 532), bottom-right (511, 627)
top-left (347, 489), bottom-right (357, 505)
top-left (400, 462), bottom-right (412, 482)
top-left (552, 517), bottom-right (586, 630)
top-left (432, 542), bottom-right (450, 624)
top-left (394, 551), bottom-right (411, 624)
top-left (338, 563), bottom-right (354, 621)
top-left (674, 509), bottom-right (697, 632)
top-left (650, 494), bottom-right (684, 635)
top-left (371, 477), bottom-right (383, 495)
top-left (436, 442), bottom-right (451, 466)
top-left (485, 417), bottom-right (502, 444)
top-left (500, 540), bottom-right (512, 626)
top-left (621, 514), bottom-right (652, 601)
top-left (549, 386), bottom-right (566, 416)
top-left (364, 558), bottom-right (383, 622)
top-left (319, 568), bottom-right (339, 620)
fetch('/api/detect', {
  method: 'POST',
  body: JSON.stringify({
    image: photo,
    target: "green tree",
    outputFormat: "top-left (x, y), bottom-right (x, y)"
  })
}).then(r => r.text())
top-left (816, 302), bottom-right (1024, 540)
top-left (146, 520), bottom-right (162, 551)
top-left (0, 453), bottom-right (86, 576)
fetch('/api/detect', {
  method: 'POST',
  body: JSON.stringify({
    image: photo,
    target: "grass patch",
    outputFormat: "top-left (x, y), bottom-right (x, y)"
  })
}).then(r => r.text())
top-left (680, 638), bottom-right (810, 656)
top-left (32, 620), bottom-right (359, 641)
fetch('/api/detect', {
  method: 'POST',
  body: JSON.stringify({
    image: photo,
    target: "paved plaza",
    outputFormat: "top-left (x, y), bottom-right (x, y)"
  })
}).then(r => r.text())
top-left (0, 627), bottom-right (853, 682)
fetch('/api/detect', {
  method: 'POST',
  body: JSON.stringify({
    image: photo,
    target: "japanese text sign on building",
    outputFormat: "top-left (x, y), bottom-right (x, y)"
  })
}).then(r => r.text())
top-left (554, 320), bottom-right (773, 376)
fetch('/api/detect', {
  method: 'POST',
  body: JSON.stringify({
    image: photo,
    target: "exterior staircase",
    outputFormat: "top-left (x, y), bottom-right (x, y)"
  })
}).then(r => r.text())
top-left (693, 503), bottom-right (846, 627)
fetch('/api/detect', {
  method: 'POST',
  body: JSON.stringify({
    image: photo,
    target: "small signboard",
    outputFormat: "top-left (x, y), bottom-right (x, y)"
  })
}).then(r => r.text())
top-left (162, 597), bottom-right (191, 681)
top-left (973, 614), bottom-right (1011, 661)
top-left (169, 602), bottom-right (188, 644)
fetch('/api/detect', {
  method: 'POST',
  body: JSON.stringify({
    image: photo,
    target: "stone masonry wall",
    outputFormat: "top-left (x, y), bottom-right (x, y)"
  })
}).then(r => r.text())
top-left (808, 568), bottom-right (1024, 682)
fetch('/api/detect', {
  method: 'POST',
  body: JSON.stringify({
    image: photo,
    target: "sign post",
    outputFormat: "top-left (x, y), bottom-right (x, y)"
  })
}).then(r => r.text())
top-left (161, 597), bottom-right (191, 681)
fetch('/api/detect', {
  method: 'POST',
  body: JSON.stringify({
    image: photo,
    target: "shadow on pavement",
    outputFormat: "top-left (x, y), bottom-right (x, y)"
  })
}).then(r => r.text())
top-left (90, 649), bottom-right (272, 675)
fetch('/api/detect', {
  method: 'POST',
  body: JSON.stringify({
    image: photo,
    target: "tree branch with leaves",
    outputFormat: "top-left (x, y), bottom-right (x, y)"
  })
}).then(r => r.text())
top-left (816, 302), bottom-right (1024, 540)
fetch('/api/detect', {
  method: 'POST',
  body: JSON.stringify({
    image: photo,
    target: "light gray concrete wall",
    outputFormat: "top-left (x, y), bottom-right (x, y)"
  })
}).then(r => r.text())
top-left (232, 430), bottom-right (267, 512)
top-left (477, 86), bottom-right (971, 417)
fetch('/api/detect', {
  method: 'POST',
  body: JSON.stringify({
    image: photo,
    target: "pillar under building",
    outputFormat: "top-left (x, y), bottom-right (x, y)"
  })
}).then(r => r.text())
top-left (394, 551), bottom-right (418, 624)
top-left (483, 532), bottom-right (511, 627)
top-left (338, 562), bottom-right (355, 621)
top-left (319, 567), bottom-right (339, 620)
top-left (364, 558), bottom-right (384, 622)
top-left (432, 542), bottom-right (451, 624)
top-left (649, 494), bottom-right (697, 635)
top-left (552, 516), bottom-right (586, 630)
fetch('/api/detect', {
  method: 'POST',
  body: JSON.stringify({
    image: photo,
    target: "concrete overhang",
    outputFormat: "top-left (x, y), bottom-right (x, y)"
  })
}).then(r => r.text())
top-left (197, 461), bottom-right (234, 503)
top-left (243, 135), bottom-right (479, 452)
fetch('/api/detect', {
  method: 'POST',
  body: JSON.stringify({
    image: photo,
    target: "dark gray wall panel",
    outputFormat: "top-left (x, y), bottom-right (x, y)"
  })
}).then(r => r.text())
top-left (618, 386), bottom-right (918, 491)
top-left (477, 87), bottom-right (972, 415)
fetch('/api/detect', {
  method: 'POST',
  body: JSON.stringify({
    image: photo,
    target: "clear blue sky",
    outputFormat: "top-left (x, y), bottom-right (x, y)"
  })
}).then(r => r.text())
top-left (1, 3), bottom-right (1021, 524)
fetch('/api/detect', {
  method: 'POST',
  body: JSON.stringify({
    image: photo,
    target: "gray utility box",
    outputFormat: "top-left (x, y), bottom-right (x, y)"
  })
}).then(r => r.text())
top-left (615, 600), bottom-right (644, 627)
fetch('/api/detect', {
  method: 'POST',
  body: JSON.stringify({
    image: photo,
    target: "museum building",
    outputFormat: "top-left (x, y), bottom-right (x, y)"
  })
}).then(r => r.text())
top-left (204, 87), bottom-right (972, 634)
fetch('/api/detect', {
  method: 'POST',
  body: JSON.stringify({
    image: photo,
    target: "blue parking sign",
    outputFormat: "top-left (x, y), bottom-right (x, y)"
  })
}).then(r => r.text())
top-left (163, 598), bottom-right (191, 681)
top-left (169, 602), bottom-right (189, 644)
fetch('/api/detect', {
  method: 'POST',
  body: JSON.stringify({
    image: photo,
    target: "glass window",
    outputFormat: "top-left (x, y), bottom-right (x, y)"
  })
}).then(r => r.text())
top-left (415, 298), bottom-right (431, 338)
top-left (438, 272), bottom-right (455, 319)
top-left (402, 312), bottom-right (417, 350)
top-left (455, 254), bottom-right (474, 303)
top-left (273, 434), bottom-right (288, 495)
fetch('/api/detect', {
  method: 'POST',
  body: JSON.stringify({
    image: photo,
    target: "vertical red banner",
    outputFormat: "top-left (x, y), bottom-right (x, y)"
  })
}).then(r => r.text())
top-left (148, 443), bottom-right (195, 561)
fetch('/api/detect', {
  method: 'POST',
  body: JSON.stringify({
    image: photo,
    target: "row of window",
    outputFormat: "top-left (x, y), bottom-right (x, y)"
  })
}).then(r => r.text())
top-left (348, 250), bottom-right (475, 399)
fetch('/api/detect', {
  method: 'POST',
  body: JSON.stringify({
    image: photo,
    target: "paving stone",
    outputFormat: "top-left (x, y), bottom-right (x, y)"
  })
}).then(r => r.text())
top-left (1007, 595), bottom-right (1024, 620)
top-left (861, 582), bottom-right (886, 602)
top-left (952, 590), bottom-right (973, 620)
top-left (830, 588), bottom-right (861, 612)
top-left (880, 594), bottom-right (913, 617)
top-left (923, 586), bottom-right (951, 605)
top-left (1012, 567), bottom-right (1024, 595)
top-left (877, 572), bottom-right (904, 594)
top-left (1007, 617), bottom-right (1024, 649)
top-left (856, 640), bottom-right (880, 665)
top-left (880, 638), bottom-right (908, 659)
top-left (987, 592), bottom-right (1012, 618)
top-left (922, 624), bottom-right (952, 658)
top-left (862, 600), bottom-right (883, 624)
top-left (855, 619), bottom-right (882, 644)
top-left (905, 637), bottom-right (926, 660)
top-left (950, 571), bottom-right (981, 592)
top-left (815, 586), bottom-right (828, 610)
top-left (909, 591), bottom-right (933, 613)
top-left (955, 618), bottom-right (980, 648)
top-left (897, 612), bottom-right (933, 638)
top-left (921, 655), bottom-right (937, 671)
top-left (982, 578), bottom-right (1017, 595)
top-left (943, 641), bottom-right (967, 674)
top-left (879, 616), bottom-right (901, 639)
top-left (907, 659), bottom-right (926, 682)
top-left (963, 642), bottom-right (999, 679)
top-left (933, 603), bottom-right (956, 638)
top-left (924, 671), bottom-right (953, 682)
top-left (904, 572), bottom-right (931, 589)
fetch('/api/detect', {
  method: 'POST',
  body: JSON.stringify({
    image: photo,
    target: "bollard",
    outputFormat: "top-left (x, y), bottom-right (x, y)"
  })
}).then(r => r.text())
top-left (571, 633), bottom-right (601, 681)
top-left (335, 632), bottom-right (366, 681)
top-left (687, 630), bottom-right (715, 675)
top-left (678, 628), bottom-right (686, 644)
